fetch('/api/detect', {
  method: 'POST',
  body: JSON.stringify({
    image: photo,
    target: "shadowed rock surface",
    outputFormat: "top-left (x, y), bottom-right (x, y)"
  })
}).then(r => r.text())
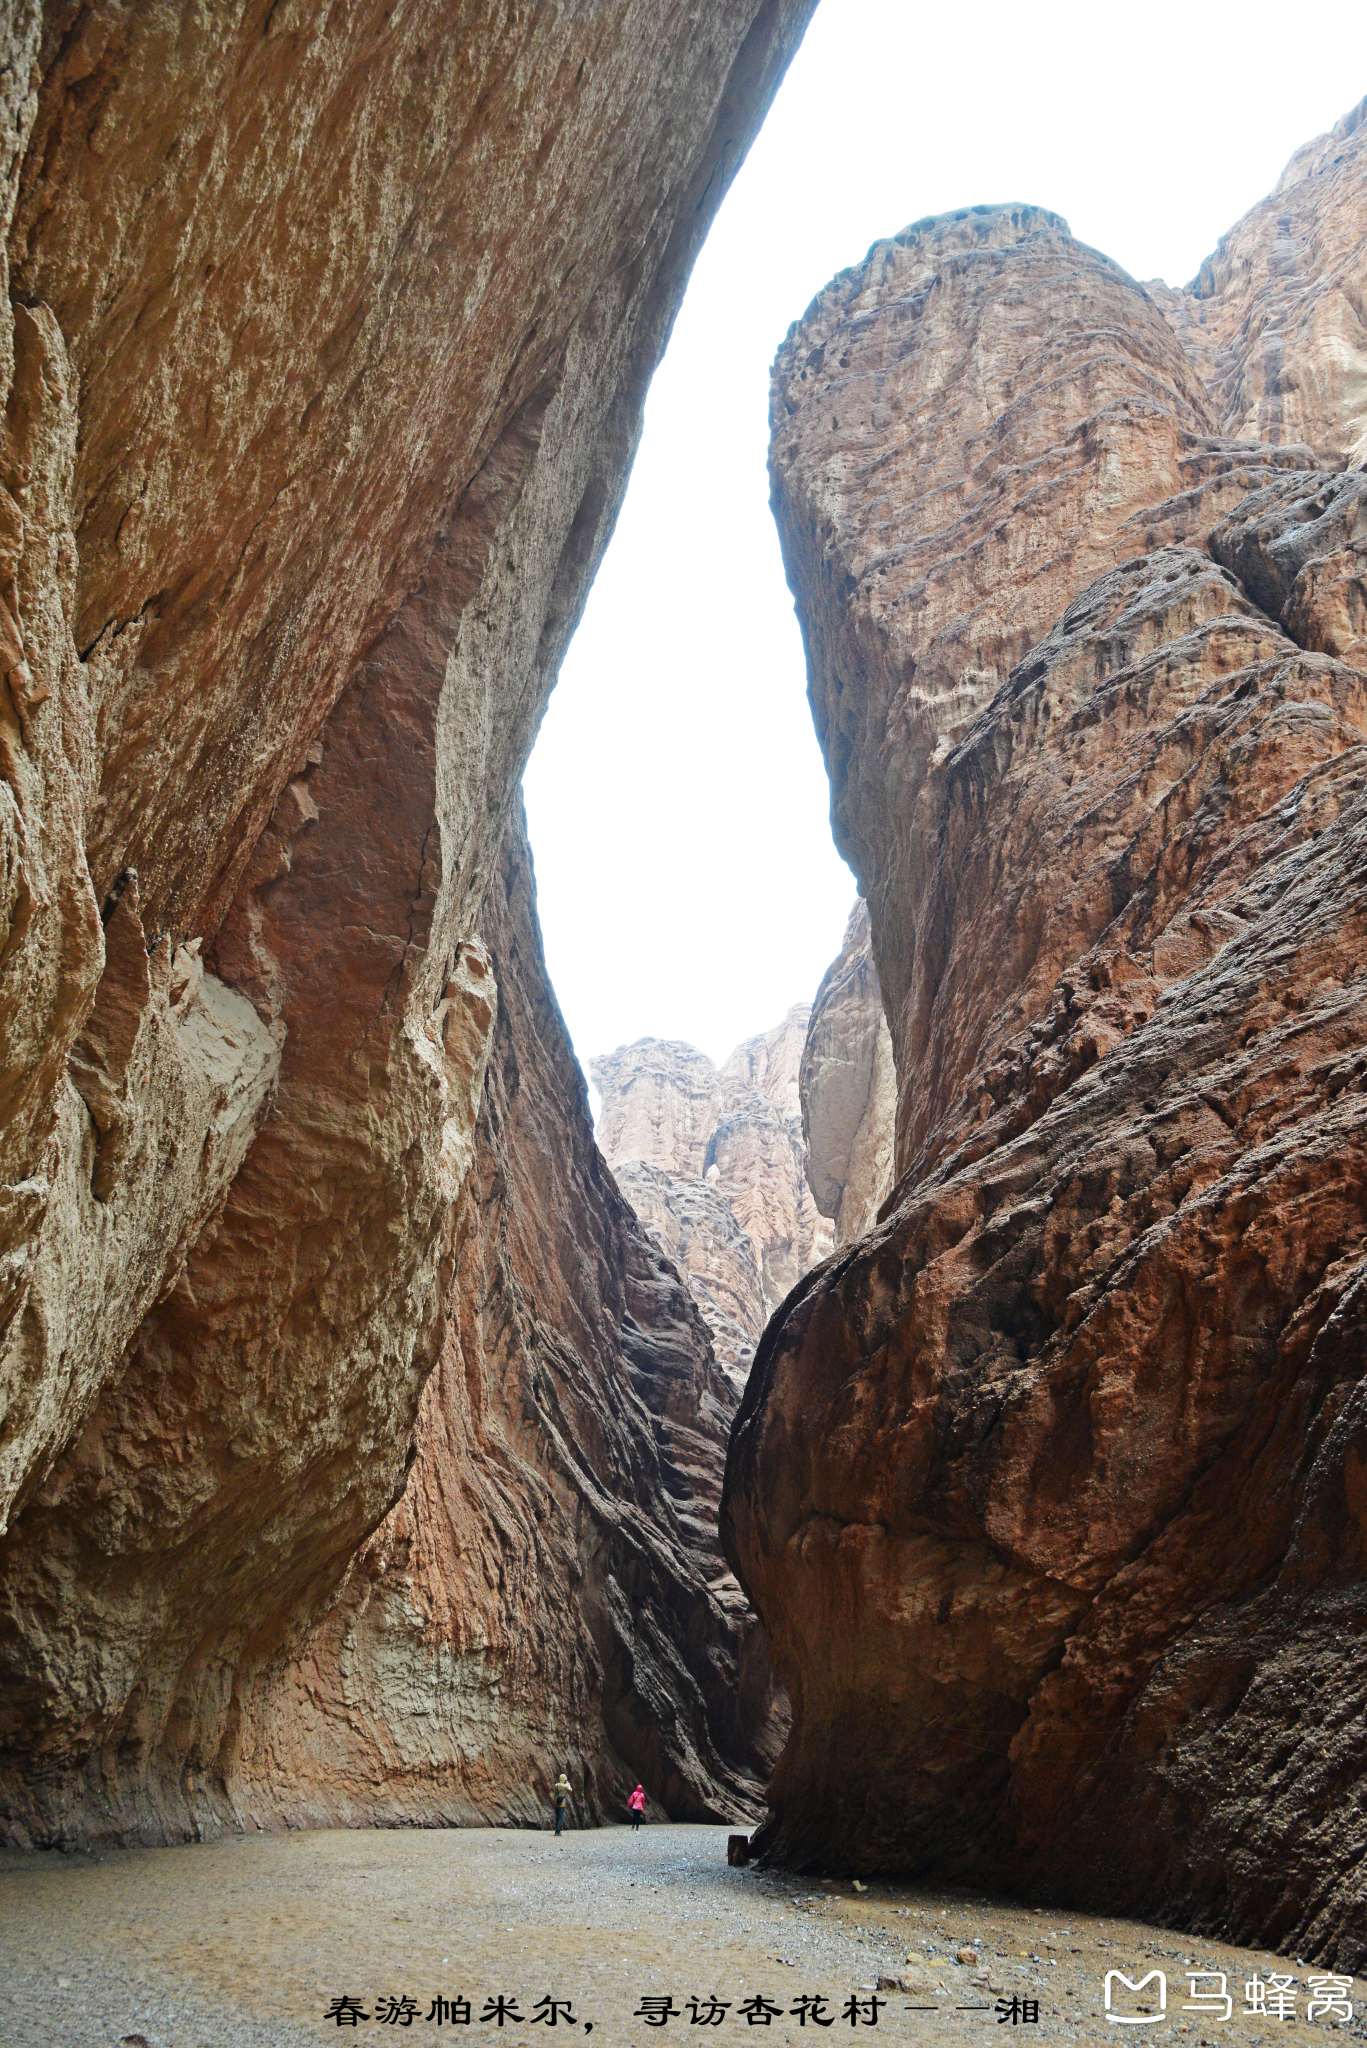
top-left (724, 112), bottom-right (1367, 1966)
top-left (234, 813), bottom-right (787, 1829)
top-left (614, 1158), bottom-right (767, 1381)
top-left (0, 0), bottom-right (817, 1846)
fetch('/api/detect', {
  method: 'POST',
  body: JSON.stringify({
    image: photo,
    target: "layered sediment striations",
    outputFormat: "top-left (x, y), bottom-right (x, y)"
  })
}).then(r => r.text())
top-left (0, 0), bottom-right (816, 1845)
top-left (592, 1015), bottom-right (832, 1382)
top-left (236, 813), bottom-right (786, 1829)
top-left (725, 99), bottom-right (1367, 1964)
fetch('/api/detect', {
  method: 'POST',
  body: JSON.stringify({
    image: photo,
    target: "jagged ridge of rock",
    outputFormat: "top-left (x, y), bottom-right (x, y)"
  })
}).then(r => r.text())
top-left (724, 109), bottom-right (1367, 1968)
top-left (591, 1013), bottom-right (833, 1381)
top-left (0, 0), bottom-right (817, 1847)
top-left (1148, 95), bottom-right (1367, 468)
top-left (231, 812), bottom-right (786, 1829)
top-left (799, 901), bottom-right (895, 1247)
top-left (613, 1158), bottom-right (767, 1379)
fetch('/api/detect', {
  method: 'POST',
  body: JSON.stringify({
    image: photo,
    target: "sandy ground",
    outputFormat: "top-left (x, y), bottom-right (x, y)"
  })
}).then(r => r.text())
top-left (0, 1823), bottom-right (1361, 2048)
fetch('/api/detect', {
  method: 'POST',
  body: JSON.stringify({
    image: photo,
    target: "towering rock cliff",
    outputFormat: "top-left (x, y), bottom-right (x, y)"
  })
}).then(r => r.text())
top-left (592, 1015), bottom-right (833, 1380)
top-left (725, 100), bottom-right (1367, 1967)
top-left (231, 811), bottom-right (786, 1830)
top-left (799, 901), bottom-right (895, 1247)
top-left (0, 0), bottom-right (817, 1846)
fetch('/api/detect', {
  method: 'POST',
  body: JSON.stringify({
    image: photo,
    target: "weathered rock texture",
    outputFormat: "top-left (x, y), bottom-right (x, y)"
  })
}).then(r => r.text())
top-left (1150, 95), bottom-right (1367, 468)
top-left (614, 1159), bottom-right (767, 1380)
top-left (592, 1015), bottom-right (833, 1380)
top-left (233, 814), bottom-right (786, 1828)
top-left (725, 108), bottom-right (1367, 1968)
top-left (0, 0), bottom-right (816, 1846)
top-left (800, 901), bottom-right (895, 1245)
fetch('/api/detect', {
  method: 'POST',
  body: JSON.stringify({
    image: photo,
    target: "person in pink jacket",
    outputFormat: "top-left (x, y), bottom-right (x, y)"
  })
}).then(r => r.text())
top-left (628, 1784), bottom-right (646, 1831)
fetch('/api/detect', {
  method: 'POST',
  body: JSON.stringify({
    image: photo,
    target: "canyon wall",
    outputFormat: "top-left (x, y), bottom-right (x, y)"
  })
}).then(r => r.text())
top-left (799, 901), bottom-right (895, 1246)
top-left (592, 1014), bottom-right (833, 1381)
top-left (233, 812), bottom-right (786, 1830)
top-left (724, 98), bottom-right (1367, 1966)
top-left (0, 0), bottom-right (816, 1846)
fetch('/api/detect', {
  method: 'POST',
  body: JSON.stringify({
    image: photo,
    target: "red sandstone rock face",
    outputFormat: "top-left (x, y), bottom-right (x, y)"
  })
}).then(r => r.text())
top-left (0, 0), bottom-right (817, 1845)
top-left (234, 816), bottom-right (785, 1829)
top-left (767, 202), bottom-right (1312, 1063)
top-left (726, 128), bottom-right (1367, 1966)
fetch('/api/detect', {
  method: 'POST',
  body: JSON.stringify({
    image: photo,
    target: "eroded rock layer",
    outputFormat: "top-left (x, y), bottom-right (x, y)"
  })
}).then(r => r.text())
top-left (234, 814), bottom-right (785, 1830)
top-left (1149, 95), bottom-right (1367, 467)
top-left (0, 0), bottom-right (816, 1845)
top-left (725, 121), bottom-right (1367, 1966)
top-left (591, 1017), bottom-right (833, 1380)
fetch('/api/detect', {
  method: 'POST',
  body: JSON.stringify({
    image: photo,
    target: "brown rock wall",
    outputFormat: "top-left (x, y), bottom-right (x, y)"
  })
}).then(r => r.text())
top-left (0, 0), bottom-right (818, 1845)
top-left (727, 129), bottom-right (1367, 1964)
top-left (767, 202), bottom-right (1310, 1053)
top-left (614, 1158), bottom-right (766, 1381)
top-left (232, 815), bottom-right (785, 1829)
top-left (1210, 467), bottom-right (1367, 669)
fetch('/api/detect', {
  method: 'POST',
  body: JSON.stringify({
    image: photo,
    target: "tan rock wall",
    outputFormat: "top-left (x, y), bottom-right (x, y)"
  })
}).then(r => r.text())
top-left (799, 901), bottom-right (895, 1246)
top-left (592, 1011), bottom-right (833, 1379)
top-left (0, 0), bottom-right (817, 1846)
top-left (1150, 94), bottom-right (1367, 467)
top-left (591, 1041), bottom-right (728, 1181)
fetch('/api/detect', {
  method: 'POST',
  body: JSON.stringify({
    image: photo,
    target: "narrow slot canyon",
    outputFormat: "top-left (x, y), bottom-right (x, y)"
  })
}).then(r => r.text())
top-left (0, 7), bottom-right (1364, 2044)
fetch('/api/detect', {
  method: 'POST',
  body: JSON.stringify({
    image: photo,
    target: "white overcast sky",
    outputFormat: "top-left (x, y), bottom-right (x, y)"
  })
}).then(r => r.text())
top-left (523, 0), bottom-right (1366, 1073)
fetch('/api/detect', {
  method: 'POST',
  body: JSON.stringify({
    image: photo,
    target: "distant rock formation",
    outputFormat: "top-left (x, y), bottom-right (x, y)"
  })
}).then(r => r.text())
top-left (1148, 97), bottom-right (1367, 468)
top-left (725, 97), bottom-right (1367, 1969)
top-left (614, 1159), bottom-right (766, 1377)
top-left (0, 0), bottom-right (817, 1847)
top-left (231, 812), bottom-right (787, 1829)
top-left (800, 902), bottom-right (895, 1246)
top-left (592, 1013), bottom-right (833, 1382)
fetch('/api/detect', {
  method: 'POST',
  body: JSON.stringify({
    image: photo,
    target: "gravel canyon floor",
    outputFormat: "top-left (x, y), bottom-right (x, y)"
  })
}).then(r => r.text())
top-left (1, 1825), bottom-right (1363, 2048)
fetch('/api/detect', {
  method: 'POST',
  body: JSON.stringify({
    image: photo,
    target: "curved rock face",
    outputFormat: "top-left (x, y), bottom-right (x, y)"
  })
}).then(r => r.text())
top-left (799, 901), bottom-right (895, 1246)
top-left (725, 127), bottom-right (1367, 1966)
top-left (767, 200), bottom-right (1313, 1081)
top-left (0, 0), bottom-right (816, 1845)
top-left (592, 1017), bottom-right (833, 1380)
top-left (232, 814), bottom-right (786, 1829)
